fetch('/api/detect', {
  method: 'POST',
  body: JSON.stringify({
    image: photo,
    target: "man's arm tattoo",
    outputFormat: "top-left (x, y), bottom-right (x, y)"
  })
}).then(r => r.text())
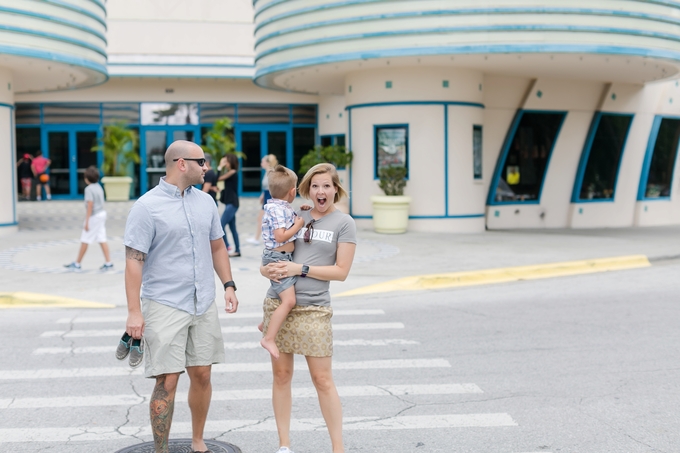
top-left (125, 246), bottom-right (147, 262)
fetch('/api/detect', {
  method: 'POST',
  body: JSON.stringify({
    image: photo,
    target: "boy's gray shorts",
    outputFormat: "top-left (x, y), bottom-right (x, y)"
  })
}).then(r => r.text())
top-left (262, 249), bottom-right (297, 294)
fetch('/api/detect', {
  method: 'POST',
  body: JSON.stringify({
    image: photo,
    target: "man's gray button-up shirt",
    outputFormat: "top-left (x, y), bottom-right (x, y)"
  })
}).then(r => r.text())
top-left (124, 177), bottom-right (224, 315)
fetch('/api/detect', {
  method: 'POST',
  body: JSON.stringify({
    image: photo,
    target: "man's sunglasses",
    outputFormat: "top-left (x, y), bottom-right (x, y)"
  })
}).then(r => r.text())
top-left (303, 219), bottom-right (316, 243)
top-left (173, 157), bottom-right (206, 166)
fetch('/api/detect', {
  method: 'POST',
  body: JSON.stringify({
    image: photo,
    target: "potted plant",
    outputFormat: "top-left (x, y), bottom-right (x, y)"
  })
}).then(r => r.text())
top-left (299, 144), bottom-right (353, 212)
top-left (201, 117), bottom-right (240, 164)
top-left (371, 165), bottom-right (411, 233)
top-left (298, 144), bottom-right (353, 175)
top-left (91, 121), bottom-right (139, 201)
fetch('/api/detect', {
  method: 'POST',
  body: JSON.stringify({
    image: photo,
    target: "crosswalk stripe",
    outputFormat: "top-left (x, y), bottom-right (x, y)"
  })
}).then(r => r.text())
top-left (33, 338), bottom-right (420, 355)
top-left (0, 383), bottom-right (482, 409)
top-left (54, 309), bottom-right (386, 324)
top-left (40, 322), bottom-right (405, 337)
top-left (0, 413), bottom-right (517, 442)
top-left (0, 358), bottom-right (450, 380)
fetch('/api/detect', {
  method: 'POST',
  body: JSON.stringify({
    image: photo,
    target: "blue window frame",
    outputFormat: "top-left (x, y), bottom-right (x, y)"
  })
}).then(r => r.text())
top-left (473, 125), bottom-right (483, 180)
top-left (320, 134), bottom-right (345, 147)
top-left (572, 112), bottom-right (633, 202)
top-left (14, 103), bottom-right (318, 198)
top-left (374, 124), bottom-right (408, 179)
top-left (638, 116), bottom-right (680, 200)
top-left (488, 110), bottom-right (566, 205)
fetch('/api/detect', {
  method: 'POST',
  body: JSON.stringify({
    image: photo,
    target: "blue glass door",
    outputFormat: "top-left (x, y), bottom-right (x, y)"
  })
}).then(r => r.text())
top-left (140, 126), bottom-right (201, 194)
top-left (236, 126), bottom-right (290, 194)
top-left (43, 126), bottom-right (100, 199)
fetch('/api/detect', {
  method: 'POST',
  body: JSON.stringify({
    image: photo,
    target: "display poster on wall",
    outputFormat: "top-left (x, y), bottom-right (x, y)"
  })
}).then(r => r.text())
top-left (375, 125), bottom-right (408, 177)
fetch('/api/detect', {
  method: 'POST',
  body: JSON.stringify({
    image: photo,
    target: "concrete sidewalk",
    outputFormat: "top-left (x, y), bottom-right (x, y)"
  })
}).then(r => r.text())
top-left (1, 197), bottom-right (678, 310)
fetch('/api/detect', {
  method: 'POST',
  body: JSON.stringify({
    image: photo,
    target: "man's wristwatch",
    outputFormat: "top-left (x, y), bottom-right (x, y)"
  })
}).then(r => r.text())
top-left (300, 264), bottom-right (309, 278)
top-left (223, 280), bottom-right (237, 291)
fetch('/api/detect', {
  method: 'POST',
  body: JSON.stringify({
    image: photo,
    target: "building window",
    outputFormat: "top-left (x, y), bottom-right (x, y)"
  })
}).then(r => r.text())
top-left (15, 128), bottom-right (41, 160)
top-left (141, 103), bottom-right (198, 125)
top-left (43, 103), bottom-right (100, 124)
top-left (640, 117), bottom-right (680, 199)
top-left (320, 134), bottom-right (345, 147)
top-left (375, 125), bottom-right (408, 179)
top-left (15, 104), bottom-right (40, 124)
top-left (199, 103), bottom-right (235, 124)
top-left (293, 127), bottom-right (316, 173)
top-left (292, 105), bottom-right (317, 124)
top-left (492, 111), bottom-right (565, 203)
top-left (103, 103), bottom-right (140, 124)
top-left (473, 125), bottom-right (482, 180)
top-left (575, 113), bottom-right (633, 201)
top-left (237, 104), bottom-right (289, 124)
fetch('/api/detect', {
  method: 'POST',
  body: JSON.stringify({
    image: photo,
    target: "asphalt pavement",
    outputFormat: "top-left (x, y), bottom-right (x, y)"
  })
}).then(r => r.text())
top-left (1, 198), bottom-right (679, 452)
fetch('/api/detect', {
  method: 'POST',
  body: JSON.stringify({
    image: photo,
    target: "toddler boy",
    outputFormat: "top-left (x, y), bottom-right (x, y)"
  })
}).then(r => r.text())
top-left (259, 165), bottom-right (305, 359)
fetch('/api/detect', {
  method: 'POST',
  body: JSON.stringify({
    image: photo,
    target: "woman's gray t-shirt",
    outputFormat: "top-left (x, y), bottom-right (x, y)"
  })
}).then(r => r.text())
top-left (266, 209), bottom-right (357, 306)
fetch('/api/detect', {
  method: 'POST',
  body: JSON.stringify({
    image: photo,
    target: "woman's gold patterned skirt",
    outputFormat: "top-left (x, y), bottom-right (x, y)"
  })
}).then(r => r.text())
top-left (262, 297), bottom-right (333, 357)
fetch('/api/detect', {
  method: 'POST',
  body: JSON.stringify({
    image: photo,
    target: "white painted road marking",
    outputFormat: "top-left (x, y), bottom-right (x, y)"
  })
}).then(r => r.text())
top-left (33, 338), bottom-right (420, 355)
top-left (40, 322), bottom-right (405, 337)
top-left (0, 383), bottom-right (482, 409)
top-left (0, 413), bottom-right (517, 442)
top-left (0, 358), bottom-right (450, 380)
top-left (55, 309), bottom-right (386, 324)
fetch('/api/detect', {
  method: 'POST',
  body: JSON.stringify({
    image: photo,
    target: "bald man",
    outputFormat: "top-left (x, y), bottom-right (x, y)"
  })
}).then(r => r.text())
top-left (123, 140), bottom-right (239, 453)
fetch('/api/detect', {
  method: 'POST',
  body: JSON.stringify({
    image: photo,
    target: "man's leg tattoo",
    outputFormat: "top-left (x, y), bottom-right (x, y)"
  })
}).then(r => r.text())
top-left (151, 376), bottom-right (175, 453)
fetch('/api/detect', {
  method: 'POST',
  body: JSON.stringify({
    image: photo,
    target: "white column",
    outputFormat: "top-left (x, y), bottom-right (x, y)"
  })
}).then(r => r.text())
top-left (0, 67), bottom-right (15, 234)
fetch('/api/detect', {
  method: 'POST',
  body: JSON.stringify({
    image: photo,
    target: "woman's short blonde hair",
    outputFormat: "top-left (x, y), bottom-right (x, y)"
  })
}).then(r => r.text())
top-left (298, 163), bottom-right (348, 204)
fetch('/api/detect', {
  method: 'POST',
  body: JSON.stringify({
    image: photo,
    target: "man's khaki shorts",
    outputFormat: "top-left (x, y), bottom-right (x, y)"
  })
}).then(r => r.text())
top-left (141, 298), bottom-right (225, 378)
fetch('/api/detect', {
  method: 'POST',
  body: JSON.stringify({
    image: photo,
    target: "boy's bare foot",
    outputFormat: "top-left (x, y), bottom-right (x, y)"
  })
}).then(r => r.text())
top-left (257, 322), bottom-right (264, 332)
top-left (261, 337), bottom-right (280, 360)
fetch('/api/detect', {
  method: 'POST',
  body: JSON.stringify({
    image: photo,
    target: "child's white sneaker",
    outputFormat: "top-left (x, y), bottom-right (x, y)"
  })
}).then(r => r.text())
top-left (64, 262), bottom-right (81, 270)
top-left (246, 237), bottom-right (259, 245)
top-left (275, 447), bottom-right (293, 453)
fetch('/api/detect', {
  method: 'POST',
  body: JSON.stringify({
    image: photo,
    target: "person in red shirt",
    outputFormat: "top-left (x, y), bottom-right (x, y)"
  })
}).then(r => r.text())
top-left (31, 150), bottom-right (52, 201)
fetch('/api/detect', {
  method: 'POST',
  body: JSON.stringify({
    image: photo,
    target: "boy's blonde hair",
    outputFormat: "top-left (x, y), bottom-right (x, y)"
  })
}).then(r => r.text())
top-left (298, 163), bottom-right (348, 204)
top-left (268, 165), bottom-right (298, 199)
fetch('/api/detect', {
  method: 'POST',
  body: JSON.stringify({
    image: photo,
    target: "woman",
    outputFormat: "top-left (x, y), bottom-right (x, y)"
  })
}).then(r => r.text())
top-left (248, 154), bottom-right (278, 245)
top-left (261, 163), bottom-right (356, 453)
top-left (217, 153), bottom-right (241, 257)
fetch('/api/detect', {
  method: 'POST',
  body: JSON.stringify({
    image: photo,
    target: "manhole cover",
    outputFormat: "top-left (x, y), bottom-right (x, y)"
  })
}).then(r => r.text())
top-left (116, 439), bottom-right (241, 453)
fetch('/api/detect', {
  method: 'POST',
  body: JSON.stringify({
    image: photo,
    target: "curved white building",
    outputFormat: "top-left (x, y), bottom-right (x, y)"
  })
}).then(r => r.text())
top-left (0, 0), bottom-right (107, 233)
top-left (254, 0), bottom-right (680, 231)
top-left (5, 0), bottom-right (680, 233)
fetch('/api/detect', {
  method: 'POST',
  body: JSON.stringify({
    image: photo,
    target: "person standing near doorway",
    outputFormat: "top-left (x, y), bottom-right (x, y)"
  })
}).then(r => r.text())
top-left (217, 153), bottom-right (241, 257)
top-left (16, 154), bottom-right (33, 201)
top-left (201, 154), bottom-right (219, 205)
top-left (31, 150), bottom-right (52, 201)
top-left (124, 140), bottom-right (239, 453)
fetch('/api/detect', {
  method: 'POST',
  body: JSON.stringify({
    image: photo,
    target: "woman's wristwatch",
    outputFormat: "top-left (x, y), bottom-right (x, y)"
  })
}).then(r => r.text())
top-left (300, 264), bottom-right (309, 278)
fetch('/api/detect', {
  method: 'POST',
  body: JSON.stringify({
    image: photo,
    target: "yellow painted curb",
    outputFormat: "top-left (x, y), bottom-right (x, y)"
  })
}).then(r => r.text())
top-left (336, 255), bottom-right (651, 297)
top-left (0, 292), bottom-right (115, 309)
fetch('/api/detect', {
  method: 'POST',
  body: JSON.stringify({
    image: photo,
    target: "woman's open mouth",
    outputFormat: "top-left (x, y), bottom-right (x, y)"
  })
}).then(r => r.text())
top-left (317, 196), bottom-right (327, 207)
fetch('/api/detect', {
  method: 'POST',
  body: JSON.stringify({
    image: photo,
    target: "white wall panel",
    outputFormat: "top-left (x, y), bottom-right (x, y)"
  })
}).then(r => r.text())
top-left (318, 95), bottom-right (346, 136)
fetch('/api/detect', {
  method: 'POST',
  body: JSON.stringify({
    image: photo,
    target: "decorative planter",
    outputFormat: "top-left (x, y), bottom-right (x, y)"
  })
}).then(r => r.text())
top-left (101, 176), bottom-right (133, 201)
top-left (370, 195), bottom-right (411, 234)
